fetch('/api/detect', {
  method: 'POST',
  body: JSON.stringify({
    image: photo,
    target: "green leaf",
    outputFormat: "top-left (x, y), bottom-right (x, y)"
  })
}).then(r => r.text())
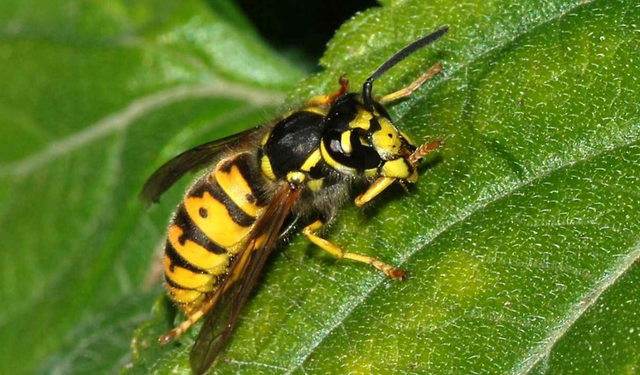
top-left (126, 0), bottom-right (640, 374)
top-left (0, 1), bottom-right (302, 375)
top-left (3, 1), bottom-right (640, 375)
top-left (528, 261), bottom-right (640, 374)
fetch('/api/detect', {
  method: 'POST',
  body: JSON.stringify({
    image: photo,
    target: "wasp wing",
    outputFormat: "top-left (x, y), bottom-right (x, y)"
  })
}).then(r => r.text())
top-left (140, 127), bottom-right (261, 205)
top-left (190, 183), bottom-right (302, 375)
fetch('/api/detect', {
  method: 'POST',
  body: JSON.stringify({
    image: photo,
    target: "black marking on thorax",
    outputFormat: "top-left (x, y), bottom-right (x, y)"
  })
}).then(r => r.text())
top-left (264, 111), bottom-right (325, 178)
top-left (325, 93), bottom-right (360, 132)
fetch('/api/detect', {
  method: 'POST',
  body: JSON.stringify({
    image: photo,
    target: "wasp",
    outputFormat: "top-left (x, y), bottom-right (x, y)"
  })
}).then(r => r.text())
top-left (141, 26), bottom-right (448, 374)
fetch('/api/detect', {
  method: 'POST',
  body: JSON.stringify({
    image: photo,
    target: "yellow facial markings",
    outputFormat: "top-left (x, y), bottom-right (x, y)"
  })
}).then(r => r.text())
top-left (320, 140), bottom-right (356, 175)
top-left (261, 154), bottom-right (276, 180)
top-left (340, 131), bottom-right (353, 154)
top-left (372, 117), bottom-right (403, 159)
top-left (307, 178), bottom-right (324, 191)
top-left (215, 164), bottom-right (260, 217)
top-left (349, 109), bottom-right (373, 130)
top-left (381, 158), bottom-right (412, 179)
top-left (301, 149), bottom-right (322, 172)
top-left (185, 192), bottom-right (252, 248)
top-left (168, 225), bottom-right (229, 273)
top-left (163, 256), bottom-right (212, 290)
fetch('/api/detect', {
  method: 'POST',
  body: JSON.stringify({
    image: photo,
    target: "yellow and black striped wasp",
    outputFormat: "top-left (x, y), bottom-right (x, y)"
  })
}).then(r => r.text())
top-left (140, 26), bottom-right (448, 375)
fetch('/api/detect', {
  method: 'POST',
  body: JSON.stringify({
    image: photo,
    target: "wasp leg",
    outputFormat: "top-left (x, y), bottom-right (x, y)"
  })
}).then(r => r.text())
top-left (355, 140), bottom-right (442, 207)
top-left (306, 75), bottom-right (349, 107)
top-left (355, 177), bottom-right (395, 207)
top-left (302, 219), bottom-right (405, 280)
top-left (378, 63), bottom-right (442, 104)
top-left (158, 295), bottom-right (218, 345)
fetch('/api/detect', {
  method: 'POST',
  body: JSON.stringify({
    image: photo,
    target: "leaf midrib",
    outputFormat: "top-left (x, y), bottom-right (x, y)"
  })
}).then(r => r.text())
top-left (0, 82), bottom-right (286, 178)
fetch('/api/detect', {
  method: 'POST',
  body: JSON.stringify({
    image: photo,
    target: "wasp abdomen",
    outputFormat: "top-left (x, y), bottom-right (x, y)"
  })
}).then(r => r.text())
top-left (163, 152), bottom-right (267, 307)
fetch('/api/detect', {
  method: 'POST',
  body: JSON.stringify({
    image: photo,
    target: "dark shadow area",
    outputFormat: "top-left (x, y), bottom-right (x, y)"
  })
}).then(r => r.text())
top-left (233, 0), bottom-right (379, 69)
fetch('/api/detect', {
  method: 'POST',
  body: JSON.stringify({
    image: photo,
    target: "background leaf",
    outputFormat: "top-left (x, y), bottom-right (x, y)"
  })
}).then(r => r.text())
top-left (2, 0), bottom-right (640, 375)
top-left (0, 1), bottom-right (302, 374)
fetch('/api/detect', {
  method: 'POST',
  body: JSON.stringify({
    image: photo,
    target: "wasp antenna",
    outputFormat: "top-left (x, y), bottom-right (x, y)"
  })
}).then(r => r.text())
top-left (362, 26), bottom-right (449, 111)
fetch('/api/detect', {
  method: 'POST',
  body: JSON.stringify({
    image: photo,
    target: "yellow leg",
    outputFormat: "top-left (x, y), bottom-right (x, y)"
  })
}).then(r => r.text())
top-left (158, 294), bottom-right (219, 345)
top-left (302, 219), bottom-right (406, 280)
top-left (378, 63), bottom-right (442, 104)
top-left (355, 177), bottom-right (395, 207)
top-left (307, 75), bottom-right (349, 107)
top-left (355, 140), bottom-right (443, 207)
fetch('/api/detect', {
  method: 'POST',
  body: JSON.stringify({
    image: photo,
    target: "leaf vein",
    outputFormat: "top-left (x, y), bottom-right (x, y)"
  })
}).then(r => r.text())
top-left (514, 242), bottom-right (640, 374)
top-left (0, 83), bottom-right (285, 177)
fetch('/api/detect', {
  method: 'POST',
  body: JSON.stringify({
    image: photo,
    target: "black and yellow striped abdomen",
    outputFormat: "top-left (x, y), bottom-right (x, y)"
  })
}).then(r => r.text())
top-left (163, 152), bottom-right (267, 307)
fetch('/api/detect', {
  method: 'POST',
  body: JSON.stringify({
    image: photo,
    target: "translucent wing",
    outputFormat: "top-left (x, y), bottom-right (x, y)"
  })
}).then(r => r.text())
top-left (140, 127), bottom-right (260, 205)
top-left (190, 183), bottom-right (302, 375)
